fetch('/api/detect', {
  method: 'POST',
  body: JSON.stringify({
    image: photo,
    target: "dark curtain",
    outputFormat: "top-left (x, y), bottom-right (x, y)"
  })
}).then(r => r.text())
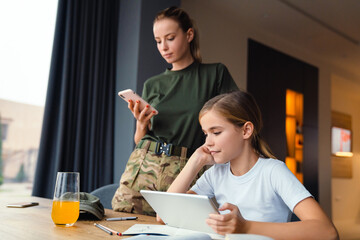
top-left (32, 0), bottom-right (119, 198)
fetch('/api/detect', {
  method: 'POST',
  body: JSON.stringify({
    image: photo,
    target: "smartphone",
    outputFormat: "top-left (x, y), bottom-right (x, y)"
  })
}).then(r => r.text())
top-left (6, 202), bottom-right (39, 208)
top-left (118, 89), bottom-right (158, 115)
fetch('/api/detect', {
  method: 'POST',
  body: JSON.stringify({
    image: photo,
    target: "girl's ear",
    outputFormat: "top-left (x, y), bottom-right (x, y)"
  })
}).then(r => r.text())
top-left (243, 122), bottom-right (254, 139)
top-left (186, 28), bottom-right (194, 43)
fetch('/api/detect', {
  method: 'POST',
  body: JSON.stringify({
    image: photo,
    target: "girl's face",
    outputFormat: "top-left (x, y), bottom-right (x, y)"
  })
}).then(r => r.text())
top-left (153, 18), bottom-right (193, 69)
top-left (200, 110), bottom-right (246, 164)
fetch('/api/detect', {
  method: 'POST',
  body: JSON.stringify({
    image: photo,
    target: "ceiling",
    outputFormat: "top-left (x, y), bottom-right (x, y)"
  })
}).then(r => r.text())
top-left (204, 0), bottom-right (360, 79)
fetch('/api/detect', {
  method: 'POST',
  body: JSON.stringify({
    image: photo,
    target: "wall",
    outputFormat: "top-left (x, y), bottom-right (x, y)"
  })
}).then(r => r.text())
top-left (331, 75), bottom-right (360, 227)
top-left (181, 0), bottom-right (359, 218)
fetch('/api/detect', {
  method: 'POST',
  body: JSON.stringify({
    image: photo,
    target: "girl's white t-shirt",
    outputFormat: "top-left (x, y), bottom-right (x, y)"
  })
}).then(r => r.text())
top-left (190, 158), bottom-right (312, 222)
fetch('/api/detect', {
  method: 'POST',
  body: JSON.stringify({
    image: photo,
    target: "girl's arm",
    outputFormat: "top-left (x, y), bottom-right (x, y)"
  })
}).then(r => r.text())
top-left (157, 146), bottom-right (215, 223)
top-left (207, 197), bottom-right (339, 240)
top-left (167, 146), bottom-right (215, 194)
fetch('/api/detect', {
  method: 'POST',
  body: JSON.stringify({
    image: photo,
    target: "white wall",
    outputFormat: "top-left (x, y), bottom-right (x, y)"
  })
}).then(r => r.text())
top-left (181, 0), bottom-right (360, 219)
top-left (331, 75), bottom-right (360, 220)
top-left (331, 75), bottom-right (360, 238)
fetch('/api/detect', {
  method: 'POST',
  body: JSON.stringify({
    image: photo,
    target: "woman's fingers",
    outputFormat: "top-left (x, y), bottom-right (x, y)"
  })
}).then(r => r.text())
top-left (129, 100), bottom-right (156, 121)
top-left (138, 103), bottom-right (151, 120)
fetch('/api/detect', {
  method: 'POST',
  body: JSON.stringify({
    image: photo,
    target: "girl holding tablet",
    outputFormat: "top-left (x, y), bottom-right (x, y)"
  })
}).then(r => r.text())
top-left (167, 91), bottom-right (338, 239)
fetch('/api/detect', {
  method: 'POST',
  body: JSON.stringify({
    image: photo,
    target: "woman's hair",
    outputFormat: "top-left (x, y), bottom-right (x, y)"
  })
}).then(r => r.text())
top-left (199, 90), bottom-right (276, 159)
top-left (154, 6), bottom-right (202, 63)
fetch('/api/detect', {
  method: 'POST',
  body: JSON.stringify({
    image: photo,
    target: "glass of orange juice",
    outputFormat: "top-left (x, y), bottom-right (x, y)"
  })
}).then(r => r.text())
top-left (51, 172), bottom-right (80, 227)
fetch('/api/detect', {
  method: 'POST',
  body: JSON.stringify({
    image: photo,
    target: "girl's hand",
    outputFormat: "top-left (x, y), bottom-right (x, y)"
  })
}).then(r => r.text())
top-left (167, 145), bottom-right (215, 193)
top-left (190, 145), bottom-right (216, 167)
top-left (156, 214), bottom-right (165, 224)
top-left (206, 203), bottom-right (247, 235)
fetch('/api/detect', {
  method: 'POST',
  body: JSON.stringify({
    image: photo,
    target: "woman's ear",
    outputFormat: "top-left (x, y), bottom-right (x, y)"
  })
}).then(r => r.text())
top-left (186, 28), bottom-right (194, 43)
top-left (243, 122), bottom-right (254, 139)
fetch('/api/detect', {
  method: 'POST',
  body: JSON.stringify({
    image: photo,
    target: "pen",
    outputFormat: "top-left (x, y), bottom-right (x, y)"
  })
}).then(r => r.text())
top-left (94, 224), bottom-right (167, 237)
top-left (94, 223), bottom-right (113, 235)
top-left (118, 233), bottom-right (169, 236)
top-left (95, 223), bottom-right (120, 235)
top-left (105, 216), bottom-right (138, 221)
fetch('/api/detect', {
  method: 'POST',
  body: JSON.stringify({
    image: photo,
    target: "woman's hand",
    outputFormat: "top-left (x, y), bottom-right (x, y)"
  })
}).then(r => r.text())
top-left (206, 203), bottom-right (248, 235)
top-left (128, 99), bottom-right (157, 125)
top-left (128, 100), bottom-right (157, 144)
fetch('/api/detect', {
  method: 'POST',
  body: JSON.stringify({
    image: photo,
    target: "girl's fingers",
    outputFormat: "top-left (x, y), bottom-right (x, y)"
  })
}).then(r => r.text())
top-left (206, 219), bottom-right (232, 235)
top-left (218, 203), bottom-right (238, 212)
top-left (208, 213), bottom-right (230, 222)
top-left (156, 214), bottom-right (165, 224)
top-left (206, 217), bottom-right (228, 226)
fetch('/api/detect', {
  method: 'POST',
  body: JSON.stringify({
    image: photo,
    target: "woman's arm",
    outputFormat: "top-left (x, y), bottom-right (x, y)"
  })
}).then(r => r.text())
top-left (167, 146), bottom-right (215, 193)
top-left (207, 197), bottom-right (339, 240)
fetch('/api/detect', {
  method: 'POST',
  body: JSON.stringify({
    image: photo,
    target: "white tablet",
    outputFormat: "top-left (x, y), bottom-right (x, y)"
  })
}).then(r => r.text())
top-left (140, 190), bottom-right (219, 234)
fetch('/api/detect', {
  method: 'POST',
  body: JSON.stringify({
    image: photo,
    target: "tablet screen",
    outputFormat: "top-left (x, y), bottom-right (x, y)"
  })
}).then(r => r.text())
top-left (141, 190), bottom-right (219, 234)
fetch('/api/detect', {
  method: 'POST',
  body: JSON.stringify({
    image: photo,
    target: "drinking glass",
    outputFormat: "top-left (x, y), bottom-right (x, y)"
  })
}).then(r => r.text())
top-left (51, 172), bottom-right (80, 227)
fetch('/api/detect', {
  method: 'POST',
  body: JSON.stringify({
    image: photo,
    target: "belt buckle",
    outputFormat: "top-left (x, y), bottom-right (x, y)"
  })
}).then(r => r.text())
top-left (155, 142), bottom-right (173, 156)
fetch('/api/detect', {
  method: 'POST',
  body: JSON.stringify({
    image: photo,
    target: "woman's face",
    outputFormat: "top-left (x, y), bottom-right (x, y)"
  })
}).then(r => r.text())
top-left (153, 18), bottom-right (193, 69)
top-left (200, 110), bottom-right (246, 164)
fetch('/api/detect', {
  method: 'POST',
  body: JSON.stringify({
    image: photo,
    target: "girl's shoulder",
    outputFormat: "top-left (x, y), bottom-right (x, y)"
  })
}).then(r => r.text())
top-left (259, 157), bottom-right (285, 165)
top-left (257, 158), bottom-right (287, 173)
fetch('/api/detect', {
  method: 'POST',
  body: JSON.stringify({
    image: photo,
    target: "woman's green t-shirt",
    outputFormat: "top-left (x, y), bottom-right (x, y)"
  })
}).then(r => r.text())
top-left (142, 61), bottom-right (238, 150)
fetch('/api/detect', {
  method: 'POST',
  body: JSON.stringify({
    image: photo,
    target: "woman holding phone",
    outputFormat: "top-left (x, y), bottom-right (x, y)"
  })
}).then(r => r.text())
top-left (112, 6), bottom-right (238, 216)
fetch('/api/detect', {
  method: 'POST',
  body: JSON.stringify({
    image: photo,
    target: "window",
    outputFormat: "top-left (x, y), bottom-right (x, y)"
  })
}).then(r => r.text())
top-left (1, 123), bottom-right (8, 141)
top-left (0, 0), bottom-right (58, 197)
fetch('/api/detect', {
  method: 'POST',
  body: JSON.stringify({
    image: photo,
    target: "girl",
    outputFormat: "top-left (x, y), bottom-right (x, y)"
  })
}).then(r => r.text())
top-left (167, 91), bottom-right (339, 239)
top-left (112, 6), bottom-right (238, 216)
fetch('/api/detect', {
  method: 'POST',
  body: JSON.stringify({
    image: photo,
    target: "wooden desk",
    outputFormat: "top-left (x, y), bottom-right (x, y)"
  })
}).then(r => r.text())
top-left (0, 196), bottom-right (159, 240)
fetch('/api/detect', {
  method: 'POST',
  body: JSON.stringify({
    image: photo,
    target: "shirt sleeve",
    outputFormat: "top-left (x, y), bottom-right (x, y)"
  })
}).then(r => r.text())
top-left (190, 166), bottom-right (215, 198)
top-left (141, 82), bottom-right (150, 102)
top-left (270, 161), bottom-right (312, 212)
top-left (216, 63), bottom-right (239, 94)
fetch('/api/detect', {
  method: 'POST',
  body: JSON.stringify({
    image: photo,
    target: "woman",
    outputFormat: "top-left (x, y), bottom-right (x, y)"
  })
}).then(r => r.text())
top-left (112, 6), bottom-right (238, 216)
top-left (166, 91), bottom-right (339, 239)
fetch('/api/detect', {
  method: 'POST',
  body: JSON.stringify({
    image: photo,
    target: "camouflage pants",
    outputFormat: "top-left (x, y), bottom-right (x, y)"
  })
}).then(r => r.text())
top-left (112, 141), bottom-right (202, 216)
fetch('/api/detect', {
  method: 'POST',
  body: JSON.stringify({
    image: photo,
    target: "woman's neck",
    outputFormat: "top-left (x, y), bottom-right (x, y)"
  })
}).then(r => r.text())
top-left (171, 55), bottom-right (195, 71)
top-left (230, 148), bottom-right (259, 177)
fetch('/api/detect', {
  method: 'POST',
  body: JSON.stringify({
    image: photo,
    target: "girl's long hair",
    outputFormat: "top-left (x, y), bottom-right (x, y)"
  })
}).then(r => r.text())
top-left (199, 91), bottom-right (276, 159)
top-left (154, 6), bottom-right (202, 63)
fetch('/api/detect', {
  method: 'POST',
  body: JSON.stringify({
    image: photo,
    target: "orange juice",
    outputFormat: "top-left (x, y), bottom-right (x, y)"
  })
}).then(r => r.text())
top-left (51, 200), bottom-right (80, 225)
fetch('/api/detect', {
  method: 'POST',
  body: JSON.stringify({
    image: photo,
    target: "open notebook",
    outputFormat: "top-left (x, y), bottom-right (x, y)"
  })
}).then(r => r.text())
top-left (122, 224), bottom-right (273, 240)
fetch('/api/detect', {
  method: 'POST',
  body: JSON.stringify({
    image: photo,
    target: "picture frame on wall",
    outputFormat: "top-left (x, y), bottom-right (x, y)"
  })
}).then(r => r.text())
top-left (331, 111), bottom-right (353, 178)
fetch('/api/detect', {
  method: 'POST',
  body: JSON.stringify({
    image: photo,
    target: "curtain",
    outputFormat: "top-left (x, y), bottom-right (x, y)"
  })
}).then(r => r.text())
top-left (32, 0), bottom-right (119, 198)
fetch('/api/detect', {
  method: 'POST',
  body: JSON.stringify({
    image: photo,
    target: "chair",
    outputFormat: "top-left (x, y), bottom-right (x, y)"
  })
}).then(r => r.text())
top-left (90, 183), bottom-right (119, 209)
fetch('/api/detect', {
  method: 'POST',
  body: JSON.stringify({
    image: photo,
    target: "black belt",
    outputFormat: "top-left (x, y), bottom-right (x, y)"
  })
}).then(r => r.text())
top-left (136, 139), bottom-right (193, 158)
